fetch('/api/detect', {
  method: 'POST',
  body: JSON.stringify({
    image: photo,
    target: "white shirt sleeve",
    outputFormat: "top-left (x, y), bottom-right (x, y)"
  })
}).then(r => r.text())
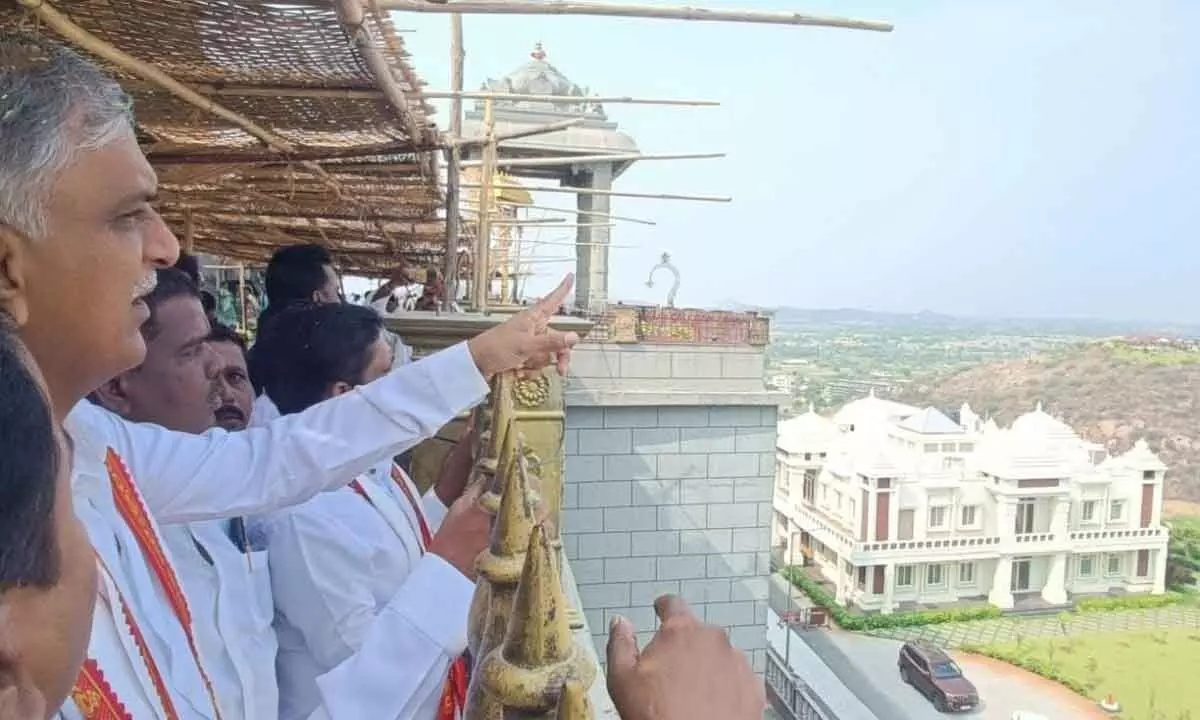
top-left (68, 342), bottom-right (488, 524)
top-left (311, 554), bottom-right (474, 720)
top-left (421, 489), bottom-right (450, 533)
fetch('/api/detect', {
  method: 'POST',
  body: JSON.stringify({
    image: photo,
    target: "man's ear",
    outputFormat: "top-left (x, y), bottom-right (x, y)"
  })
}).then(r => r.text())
top-left (328, 381), bottom-right (354, 399)
top-left (0, 227), bottom-right (30, 326)
top-left (91, 376), bottom-right (135, 417)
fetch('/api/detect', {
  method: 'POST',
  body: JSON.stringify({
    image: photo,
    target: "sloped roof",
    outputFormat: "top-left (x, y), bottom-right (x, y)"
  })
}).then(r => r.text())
top-left (831, 390), bottom-right (919, 428)
top-left (2, 0), bottom-right (445, 276)
top-left (897, 407), bottom-right (963, 435)
top-left (778, 405), bottom-right (838, 452)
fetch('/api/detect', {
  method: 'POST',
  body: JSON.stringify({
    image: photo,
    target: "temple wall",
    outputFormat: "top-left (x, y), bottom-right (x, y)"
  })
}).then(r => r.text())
top-left (562, 340), bottom-right (785, 675)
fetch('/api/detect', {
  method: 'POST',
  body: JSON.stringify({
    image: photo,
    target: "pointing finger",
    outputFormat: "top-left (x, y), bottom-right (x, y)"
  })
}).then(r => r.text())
top-left (534, 273), bottom-right (574, 316)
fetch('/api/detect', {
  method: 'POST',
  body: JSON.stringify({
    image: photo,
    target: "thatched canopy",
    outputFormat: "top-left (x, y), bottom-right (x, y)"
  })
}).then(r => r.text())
top-left (2, 0), bottom-right (447, 276)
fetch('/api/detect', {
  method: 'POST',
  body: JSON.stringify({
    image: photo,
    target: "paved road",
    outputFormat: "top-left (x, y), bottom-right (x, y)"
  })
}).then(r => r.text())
top-left (811, 631), bottom-right (1103, 720)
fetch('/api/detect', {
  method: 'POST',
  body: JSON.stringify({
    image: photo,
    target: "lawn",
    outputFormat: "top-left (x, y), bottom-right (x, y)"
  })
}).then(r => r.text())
top-left (975, 629), bottom-right (1200, 719)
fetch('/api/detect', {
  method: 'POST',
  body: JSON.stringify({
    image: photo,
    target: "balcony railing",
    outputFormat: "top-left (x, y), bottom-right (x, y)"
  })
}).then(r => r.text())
top-left (860, 535), bottom-right (1003, 553)
top-left (1069, 526), bottom-right (1168, 542)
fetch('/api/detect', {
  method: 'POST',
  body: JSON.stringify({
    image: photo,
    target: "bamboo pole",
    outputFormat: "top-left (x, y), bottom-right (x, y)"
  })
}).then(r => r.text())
top-left (443, 13), bottom-right (465, 311)
top-left (333, 0), bottom-right (425, 150)
top-left (472, 98), bottom-right (497, 310)
top-left (460, 151), bottom-right (724, 169)
top-left (426, 89), bottom-right (719, 106)
top-left (183, 209), bottom-right (195, 253)
top-left (376, 1), bottom-right (894, 32)
top-left (457, 118), bottom-right (586, 148)
top-left (497, 201), bottom-right (656, 226)
top-left (452, 181), bottom-right (731, 203)
top-left (122, 80), bottom-right (718, 107)
top-left (145, 141), bottom-right (436, 165)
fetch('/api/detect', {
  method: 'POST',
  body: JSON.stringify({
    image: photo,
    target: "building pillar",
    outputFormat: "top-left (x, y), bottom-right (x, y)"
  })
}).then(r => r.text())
top-left (999, 498), bottom-right (1018, 540)
top-left (1050, 497), bottom-right (1070, 538)
top-left (1042, 553), bottom-right (1068, 605)
top-left (568, 164), bottom-right (613, 313)
top-left (834, 557), bottom-right (848, 605)
top-left (989, 556), bottom-right (1014, 609)
top-left (1153, 548), bottom-right (1168, 594)
top-left (882, 563), bottom-right (896, 615)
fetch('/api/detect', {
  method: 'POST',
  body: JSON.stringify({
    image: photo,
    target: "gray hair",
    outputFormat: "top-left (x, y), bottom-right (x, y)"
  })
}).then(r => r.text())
top-left (0, 36), bottom-right (134, 239)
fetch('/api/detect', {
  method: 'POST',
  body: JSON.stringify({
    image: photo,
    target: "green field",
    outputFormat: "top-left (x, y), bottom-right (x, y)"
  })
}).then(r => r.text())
top-left (978, 630), bottom-right (1200, 719)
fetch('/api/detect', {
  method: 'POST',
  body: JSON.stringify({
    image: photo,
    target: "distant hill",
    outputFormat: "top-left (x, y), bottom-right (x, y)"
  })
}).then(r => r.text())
top-left (895, 341), bottom-right (1200, 503)
top-left (732, 303), bottom-right (1200, 338)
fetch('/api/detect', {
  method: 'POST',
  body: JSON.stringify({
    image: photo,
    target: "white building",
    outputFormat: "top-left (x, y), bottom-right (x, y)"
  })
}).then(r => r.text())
top-left (772, 392), bottom-right (1170, 613)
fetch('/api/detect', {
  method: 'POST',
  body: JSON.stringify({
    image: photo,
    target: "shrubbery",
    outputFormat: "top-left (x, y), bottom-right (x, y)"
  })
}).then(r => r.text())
top-left (780, 567), bottom-right (1002, 631)
top-left (782, 565), bottom-right (1188, 631)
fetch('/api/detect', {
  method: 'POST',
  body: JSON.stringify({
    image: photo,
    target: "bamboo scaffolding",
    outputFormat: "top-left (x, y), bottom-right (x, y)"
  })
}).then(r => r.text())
top-left (15, 0), bottom-right (291, 153)
top-left (13, 0), bottom-right (359, 201)
top-left (145, 142), bottom-right (433, 165)
top-left (457, 117), bottom-right (586, 147)
top-left (333, 0), bottom-right (428, 169)
top-left (472, 98), bottom-right (497, 310)
top-left (121, 81), bottom-right (718, 107)
top-left (490, 201), bottom-right (656, 226)
top-left (426, 89), bottom-right (719, 106)
top-left (376, 0), bottom-right (894, 32)
top-left (444, 12), bottom-right (466, 309)
top-left (460, 151), bottom-right (724, 169)
top-left (452, 181), bottom-right (731, 203)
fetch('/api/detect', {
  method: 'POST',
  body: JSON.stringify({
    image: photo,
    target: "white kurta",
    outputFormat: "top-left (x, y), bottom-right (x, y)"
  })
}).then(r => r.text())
top-left (62, 342), bottom-right (488, 720)
top-left (265, 464), bottom-right (470, 720)
top-left (161, 521), bottom-right (277, 719)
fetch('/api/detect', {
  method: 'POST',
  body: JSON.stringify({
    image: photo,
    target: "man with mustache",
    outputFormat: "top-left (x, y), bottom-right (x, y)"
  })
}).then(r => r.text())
top-left (208, 323), bottom-right (253, 432)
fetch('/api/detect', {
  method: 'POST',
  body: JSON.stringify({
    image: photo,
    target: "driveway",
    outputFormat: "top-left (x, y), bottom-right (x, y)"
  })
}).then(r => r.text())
top-left (810, 631), bottom-right (1106, 720)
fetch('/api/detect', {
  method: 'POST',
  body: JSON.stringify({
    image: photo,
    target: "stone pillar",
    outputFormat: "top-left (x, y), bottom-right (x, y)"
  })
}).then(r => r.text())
top-left (1153, 548), bottom-right (1168, 594)
top-left (1050, 498), bottom-right (1070, 538)
top-left (989, 556), bottom-right (1014, 609)
top-left (834, 557), bottom-right (848, 605)
top-left (1041, 553), bottom-right (1068, 604)
top-left (568, 164), bottom-right (613, 313)
top-left (882, 563), bottom-right (896, 615)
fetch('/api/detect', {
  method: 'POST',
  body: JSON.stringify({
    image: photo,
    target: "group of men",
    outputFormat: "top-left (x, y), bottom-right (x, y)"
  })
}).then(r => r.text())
top-left (0, 35), bottom-right (765, 720)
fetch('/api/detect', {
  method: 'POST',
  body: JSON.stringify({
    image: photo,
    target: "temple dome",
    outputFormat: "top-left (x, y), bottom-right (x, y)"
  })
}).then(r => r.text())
top-left (1011, 402), bottom-right (1079, 441)
top-left (478, 43), bottom-right (604, 118)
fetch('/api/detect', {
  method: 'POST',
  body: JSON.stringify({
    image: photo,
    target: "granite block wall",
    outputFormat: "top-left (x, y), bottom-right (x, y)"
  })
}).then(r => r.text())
top-left (562, 402), bottom-right (778, 674)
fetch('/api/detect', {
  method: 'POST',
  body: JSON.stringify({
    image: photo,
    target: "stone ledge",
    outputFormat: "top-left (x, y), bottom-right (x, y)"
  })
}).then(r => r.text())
top-left (560, 552), bottom-right (621, 718)
top-left (566, 389), bottom-right (789, 408)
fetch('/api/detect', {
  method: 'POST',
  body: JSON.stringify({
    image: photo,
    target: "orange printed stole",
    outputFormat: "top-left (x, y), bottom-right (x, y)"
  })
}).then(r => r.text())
top-left (349, 466), bottom-right (468, 720)
top-left (70, 448), bottom-right (223, 720)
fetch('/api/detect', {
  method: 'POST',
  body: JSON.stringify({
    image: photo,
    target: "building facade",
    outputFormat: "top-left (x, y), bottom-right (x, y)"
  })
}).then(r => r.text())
top-left (773, 393), bottom-right (1170, 613)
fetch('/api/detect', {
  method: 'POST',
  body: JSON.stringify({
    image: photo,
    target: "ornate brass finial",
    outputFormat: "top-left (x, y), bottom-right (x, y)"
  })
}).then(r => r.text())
top-left (467, 439), bottom-right (537, 660)
top-left (480, 416), bottom-right (519, 515)
top-left (556, 682), bottom-right (592, 720)
top-left (477, 524), bottom-right (596, 714)
top-left (476, 374), bottom-right (514, 478)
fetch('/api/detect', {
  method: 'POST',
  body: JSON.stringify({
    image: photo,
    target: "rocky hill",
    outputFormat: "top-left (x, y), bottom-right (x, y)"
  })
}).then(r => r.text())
top-left (896, 341), bottom-right (1200, 503)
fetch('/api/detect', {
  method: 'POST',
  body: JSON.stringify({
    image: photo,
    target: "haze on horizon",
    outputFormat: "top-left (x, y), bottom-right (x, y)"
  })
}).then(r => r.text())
top-left (394, 0), bottom-right (1199, 323)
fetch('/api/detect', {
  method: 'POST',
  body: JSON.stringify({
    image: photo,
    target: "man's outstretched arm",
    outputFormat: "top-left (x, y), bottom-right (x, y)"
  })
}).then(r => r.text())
top-left (75, 275), bottom-right (577, 524)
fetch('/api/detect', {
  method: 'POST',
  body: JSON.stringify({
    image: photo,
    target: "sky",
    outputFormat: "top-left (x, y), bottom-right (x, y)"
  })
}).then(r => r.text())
top-left (385, 0), bottom-right (1200, 322)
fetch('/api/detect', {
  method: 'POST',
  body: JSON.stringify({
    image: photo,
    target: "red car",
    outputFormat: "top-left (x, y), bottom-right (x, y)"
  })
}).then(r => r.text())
top-left (898, 641), bottom-right (980, 713)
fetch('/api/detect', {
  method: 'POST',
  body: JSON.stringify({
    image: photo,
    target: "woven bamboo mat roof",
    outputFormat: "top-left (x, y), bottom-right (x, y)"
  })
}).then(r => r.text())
top-left (2, 0), bottom-right (447, 276)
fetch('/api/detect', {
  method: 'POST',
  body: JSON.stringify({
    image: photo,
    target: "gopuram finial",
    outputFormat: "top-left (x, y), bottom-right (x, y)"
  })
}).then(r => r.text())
top-left (531, 42), bottom-right (547, 61)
